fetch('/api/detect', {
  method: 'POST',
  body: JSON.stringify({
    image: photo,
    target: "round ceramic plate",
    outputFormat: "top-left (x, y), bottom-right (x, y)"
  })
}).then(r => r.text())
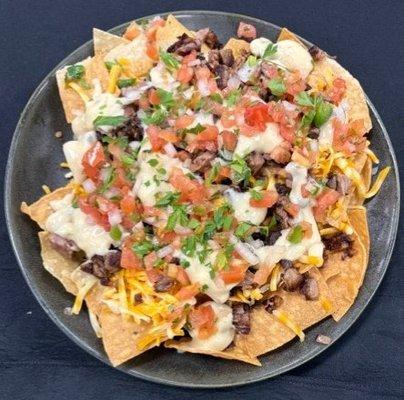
top-left (5, 11), bottom-right (400, 388)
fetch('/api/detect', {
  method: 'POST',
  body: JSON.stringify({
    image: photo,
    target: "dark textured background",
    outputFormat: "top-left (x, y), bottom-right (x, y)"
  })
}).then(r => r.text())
top-left (1, 1), bottom-right (403, 399)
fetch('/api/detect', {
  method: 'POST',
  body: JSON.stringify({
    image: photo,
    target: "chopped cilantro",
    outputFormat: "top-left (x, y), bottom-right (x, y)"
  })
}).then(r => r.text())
top-left (109, 225), bottom-right (122, 241)
top-left (155, 191), bottom-right (180, 207)
top-left (288, 225), bottom-right (303, 244)
top-left (268, 77), bottom-right (286, 97)
top-left (180, 259), bottom-right (190, 268)
top-left (313, 98), bottom-right (333, 127)
top-left (230, 156), bottom-right (251, 184)
top-left (300, 109), bottom-right (316, 128)
top-left (201, 284), bottom-right (209, 292)
top-left (140, 107), bottom-right (167, 125)
top-left (117, 78), bottom-right (136, 88)
top-left (188, 218), bottom-right (200, 230)
top-left (159, 50), bottom-right (180, 71)
top-left (206, 163), bottom-right (220, 186)
top-left (182, 236), bottom-right (197, 257)
top-left (210, 93), bottom-right (223, 104)
top-left (156, 88), bottom-right (175, 109)
top-left (296, 91), bottom-right (315, 107)
top-left (132, 241), bottom-right (155, 257)
top-left (246, 55), bottom-right (258, 67)
top-left (93, 115), bottom-right (128, 127)
top-left (104, 60), bottom-right (117, 71)
top-left (235, 222), bottom-right (252, 239)
top-left (147, 158), bottom-right (159, 167)
top-left (183, 123), bottom-right (205, 135)
top-left (166, 204), bottom-right (189, 231)
top-left (263, 43), bottom-right (277, 59)
top-left (98, 168), bottom-right (116, 193)
top-left (250, 189), bottom-right (264, 201)
top-left (226, 89), bottom-right (241, 106)
top-left (121, 153), bottom-right (135, 166)
top-left (65, 64), bottom-right (85, 82)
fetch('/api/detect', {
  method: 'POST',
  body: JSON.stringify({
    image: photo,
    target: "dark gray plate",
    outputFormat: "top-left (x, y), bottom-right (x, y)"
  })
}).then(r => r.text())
top-left (5, 10), bottom-right (400, 388)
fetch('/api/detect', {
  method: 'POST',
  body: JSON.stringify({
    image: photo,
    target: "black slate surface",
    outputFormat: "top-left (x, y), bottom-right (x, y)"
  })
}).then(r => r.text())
top-left (1, 0), bottom-right (403, 399)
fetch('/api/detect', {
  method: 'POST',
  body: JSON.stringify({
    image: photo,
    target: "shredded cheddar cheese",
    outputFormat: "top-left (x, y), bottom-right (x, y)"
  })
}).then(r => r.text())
top-left (107, 64), bottom-right (121, 94)
top-left (364, 166), bottom-right (390, 198)
top-left (68, 82), bottom-right (90, 103)
top-left (273, 310), bottom-right (305, 342)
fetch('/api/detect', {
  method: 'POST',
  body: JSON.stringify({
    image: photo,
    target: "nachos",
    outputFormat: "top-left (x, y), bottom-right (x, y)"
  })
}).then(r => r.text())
top-left (22, 15), bottom-right (389, 366)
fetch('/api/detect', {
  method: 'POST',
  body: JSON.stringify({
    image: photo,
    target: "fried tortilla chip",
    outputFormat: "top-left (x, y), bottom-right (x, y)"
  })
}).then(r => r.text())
top-left (21, 184), bottom-right (73, 230)
top-left (277, 27), bottom-right (305, 46)
top-left (38, 231), bottom-right (79, 295)
top-left (155, 14), bottom-right (209, 54)
top-left (56, 55), bottom-right (110, 123)
top-left (321, 210), bottom-right (368, 321)
top-left (223, 38), bottom-right (250, 59)
top-left (93, 28), bottom-right (130, 55)
top-left (347, 207), bottom-right (370, 267)
top-left (165, 340), bottom-right (261, 366)
top-left (234, 268), bottom-right (333, 358)
top-left (98, 308), bottom-right (157, 366)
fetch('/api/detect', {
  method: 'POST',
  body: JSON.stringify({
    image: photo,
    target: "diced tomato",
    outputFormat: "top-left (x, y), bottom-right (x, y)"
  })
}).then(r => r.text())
top-left (121, 215), bottom-right (136, 230)
top-left (146, 41), bottom-right (158, 60)
top-left (220, 110), bottom-right (237, 129)
top-left (196, 125), bottom-right (219, 142)
top-left (175, 284), bottom-right (200, 300)
top-left (147, 125), bottom-right (166, 152)
top-left (145, 18), bottom-right (165, 41)
top-left (219, 262), bottom-right (247, 285)
top-left (112, 166), bottom-right (132, 188)
top-left (253, 265), bottom-right (271, 285)
top-left (169, 168), bottom-right (207, 203)
top-left (176, 267), bottom-right (190, 286)
top-left (138, 95), bottom-right (150, 110)
top-left (123, 24), bottom-right (141, 40)
top-left (218, 165), bottom-right (231, 179)
top-left (249, 190), bottom-right (279, 208)
top-left (177, 64), bottom-right (194, 84)
top-left (82, 142), bottom-right (105, 180)
top-left (221, 130), bottom-right (238, 151)
top-left (286, 71), bottom-right (306, 96)
top-left (328, 78), bottom-right (347, 104)
top-left (188, 303), bottom-right (217, 339)
top-left (159, 130), bottom-right (180, 143)
top-left (148, 89), bottom-right (160, 105)
top-left (195, 66), bottom-right (211, 80)
top-left (313, 188), bottom-right (341, 221)
top-left (144, 251), bottom-right (159, 270)
top-left (121, 238), bottom-right (142, 269)
top-left (157, 230), bottom-right (177, 244)
top-left (244, 104), bottom-right (271, 132)
top-left (175, 115), bottom-right (195, 129)
top-left (78, 197), bottom-right (110, 231)
top-left (279, 123), bottom-right (296, 143)
top-left (120, 191), bottom-right (137, 215)
top-left (95, 195), bottom-right (118, 214)
top-left (284, 202), bottom-right (300, 218)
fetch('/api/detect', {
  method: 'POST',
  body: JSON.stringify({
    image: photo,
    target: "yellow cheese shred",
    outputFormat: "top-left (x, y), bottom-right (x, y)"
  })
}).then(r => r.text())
top-left (72, 280), bottom-right (96, 315)
top-left (42, 185), bottom-right (51, 194)
top-left (334, 157), bottom-right (366, 197)
top-left (365, 148), bottom-right (380, 164)
top-left (68, 82), bottom-right (90, 103)
top-left (107, 65), bottom-right (121, 94)
top-left (320, 297), bottom-right (333, 313)
top-left (273, 310), bottom-right (305, 342)
top-left (269, 265), bottom-right (281, 292)
top-left (364, 166), bottom-right (391, 199)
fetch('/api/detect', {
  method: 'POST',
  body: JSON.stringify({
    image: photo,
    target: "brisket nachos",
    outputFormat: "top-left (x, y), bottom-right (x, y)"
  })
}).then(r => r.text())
top-left (21, 15), bottom-right (390, 367)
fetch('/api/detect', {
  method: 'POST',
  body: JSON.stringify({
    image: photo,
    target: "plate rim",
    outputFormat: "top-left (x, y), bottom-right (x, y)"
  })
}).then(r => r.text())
top-left (4, 9), bottom-right (401, 389)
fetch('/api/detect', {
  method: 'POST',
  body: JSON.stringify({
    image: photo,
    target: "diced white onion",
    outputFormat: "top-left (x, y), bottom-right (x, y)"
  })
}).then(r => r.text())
top-left (129, 141), bottom-right (141, 150)
top-left (247, 239), bottom-right (265, 249)
top-left (157, 245), bottom-right (174, 258)
top-left (230, 235), bottom-right (260, 265)
top-left (198, 80), bottom-right (210, 97)
top-left (174, 225), bottom-right (192, 235)
top-left (82, 178), bottom-right (97, 193)
top-left (108, 209), bottom-right (122, 226)
top-left (164, 142), bottom-right (177, 156)
top-left (227, 75), bottom-right (241, 90)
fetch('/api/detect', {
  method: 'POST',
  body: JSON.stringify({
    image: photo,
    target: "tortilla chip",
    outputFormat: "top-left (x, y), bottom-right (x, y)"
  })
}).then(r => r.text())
top-left (277, 27), bottom-right (306, 47)
top-left (37, 231), bottom-right (79, 295)
top-left (98, 308), bottom-right (155, 366)
top-left (56, 55), bottom-right (111, 123)
top-left (235, 268), bottom-right (333, 357)
top-left (309, 57), bottom-right (372, 132)
top-left (93, 28), bottom-right (129, 55)
top-left (321, 210), bottom-right (368, 321)
top-left (223, 38), bottom-right (250, 59)
top-left (165, 340), bottom-right (261, 366)
top-left (347, 207), bottom-right (370, 268)
top-left (155, 14), bottom-right (209, 54)
top-left (349, 152), bottom-right (372, 205)
top-left (21, 184), bottom-right (73, 230)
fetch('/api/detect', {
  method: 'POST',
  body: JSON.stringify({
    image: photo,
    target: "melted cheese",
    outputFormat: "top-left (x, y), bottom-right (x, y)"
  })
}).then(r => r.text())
top-left (285, 162), bottom-right (310, 207)
top-left (234, 122), bottom-right (283, 157)
top-left (250, 37), bottom-right (272, 57)
top-left (46, 194), bottom-right (114, 258)
top-left (276, 40), bottom-right (313, 79)
top-left (319, 101), bottom-right (348, 147)
top-left (189, 302), bottom-right (235, 351)
top-left (149, 63), bottom-right (179, 91)
top-left (72, 86), bottom-right (125, 136)
top-left (104, 35), bottom-right (148, 66)
top-left (176, 250), bottom-right (231, 304)
top-left (225, 189), bottom-right (267, 226)
top-left (63, 132), bottom-right (97, 183)
top-left (134, 152), bottom-right (189, 207)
